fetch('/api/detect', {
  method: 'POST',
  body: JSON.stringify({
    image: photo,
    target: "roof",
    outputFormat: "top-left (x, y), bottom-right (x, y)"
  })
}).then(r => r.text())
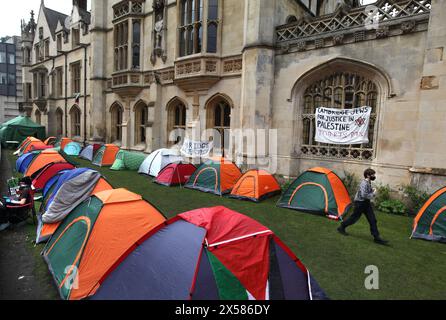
top-left (43, 6), bottom-right (68, 39)
top-left (1, 116), bottom-right (45, 128)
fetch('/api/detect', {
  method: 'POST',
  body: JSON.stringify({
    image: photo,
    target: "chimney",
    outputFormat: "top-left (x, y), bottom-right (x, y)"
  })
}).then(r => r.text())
top-left (73, 0), bottom-right (88, 11)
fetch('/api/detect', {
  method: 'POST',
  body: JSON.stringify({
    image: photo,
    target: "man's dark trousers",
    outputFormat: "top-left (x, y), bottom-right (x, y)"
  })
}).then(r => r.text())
top-left (341, 200), bottom-right (380, 239)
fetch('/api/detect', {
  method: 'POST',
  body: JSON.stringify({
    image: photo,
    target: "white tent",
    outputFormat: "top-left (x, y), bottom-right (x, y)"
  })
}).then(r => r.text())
top-left (138, 148), bottom-right (183, 177)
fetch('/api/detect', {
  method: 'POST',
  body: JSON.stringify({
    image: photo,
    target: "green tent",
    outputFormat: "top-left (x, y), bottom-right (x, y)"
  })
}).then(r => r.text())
top-left (0, 116), bottom-right (46, 147)
top-left (111, 150), bottom-right (147, 171)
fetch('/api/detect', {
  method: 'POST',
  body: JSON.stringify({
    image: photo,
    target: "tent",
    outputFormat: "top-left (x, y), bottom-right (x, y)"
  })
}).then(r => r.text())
top-left (42, 170), bottom-right (71, 199)
top-left (19, 138), bottom-right (50, 156)
top-left (31, 162), bottom-right (76, 192)
top-left (155, 163), bottom-right (197, 187)
top-left (277, 167), bottom-right (351, 220)
top-left (64, 142), bottom-right (82, 156)
top-left (111, 150), bottom-right (147, 171)
top-left (0, 116), bottom-right (46, 147)
top-left (59, 138), bottom-right (73, 150)
top-left (92, 206), bottom-right (327, 300)
top-left (42, 188), bottom-right (166, 300)
top-left (36, 170), bottom-right (113, 244)
top-left (411, 187), bottom-right (446, 243)
top-left (92, 144), bottom-right (120, 167)
top-left (79, 144), bottom-right (102, 161)
top-left (16, 151), bottom-right (40, 174)
top-left (185, 157), bottom-right (242, 195)
top-left (24, 150), bottom-right (70, 177)
top-left (138, 148), bottom-right (183, 177)
top-left (44, 137), bottom-right (57, 145)
top-left (230, 169), bottom-right (282, 202)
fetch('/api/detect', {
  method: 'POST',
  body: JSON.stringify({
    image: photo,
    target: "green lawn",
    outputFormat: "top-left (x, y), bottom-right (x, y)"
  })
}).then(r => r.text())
top-left (8, 150), bottom-right (446, 300)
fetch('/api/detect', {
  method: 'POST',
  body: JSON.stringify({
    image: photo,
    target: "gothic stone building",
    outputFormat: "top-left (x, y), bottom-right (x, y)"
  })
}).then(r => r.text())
top-left (22, 0), bottom-right (446, 192)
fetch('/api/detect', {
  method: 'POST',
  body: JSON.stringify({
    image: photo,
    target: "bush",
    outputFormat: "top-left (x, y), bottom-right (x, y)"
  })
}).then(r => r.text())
top-left (374, 184), bottom-right (391, 204)
top-left (281, 179), bottom-right (293, 192)
top-left (402, 185), bottom-right (431, 215)
top-left (377, 199), bottom-right (407, 215)
top-left (342, 171), bottom-right (360, 200)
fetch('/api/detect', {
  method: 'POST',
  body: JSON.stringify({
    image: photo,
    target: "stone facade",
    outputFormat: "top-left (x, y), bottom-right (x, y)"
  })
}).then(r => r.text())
top-left (21, 0), bottom-right (446, 192)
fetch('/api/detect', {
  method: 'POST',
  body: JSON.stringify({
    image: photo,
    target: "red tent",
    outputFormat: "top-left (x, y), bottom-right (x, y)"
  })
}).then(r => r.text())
top-left (155, 163), bottom-right (196, 187)
top-left (92, 206), bottom-right (327, 300)
top-left (31, 162), bottom-right (76, 191)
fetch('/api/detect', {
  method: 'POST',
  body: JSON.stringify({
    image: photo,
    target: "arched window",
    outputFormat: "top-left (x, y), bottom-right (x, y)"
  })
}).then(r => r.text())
top-left (110, 103), bottom-right (123, 142)
top-left (300, 72), bottom-right (379, 160)
top-left (35, 109), bottom-right (41, 125)
top-left (167, 101), bottom-right (187, 145)
top-left (206, 96), bottom-right (231, 156)
top-left (134, 101), bottom-right (148, 145)
top-left (55, 108), bottom-right (63, 136)
top-left (69, 105), bottom-right (81, 137)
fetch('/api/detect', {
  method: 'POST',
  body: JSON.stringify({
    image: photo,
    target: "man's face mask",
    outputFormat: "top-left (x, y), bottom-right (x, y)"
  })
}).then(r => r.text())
top-left (370, 175), bottom-right (376, 181)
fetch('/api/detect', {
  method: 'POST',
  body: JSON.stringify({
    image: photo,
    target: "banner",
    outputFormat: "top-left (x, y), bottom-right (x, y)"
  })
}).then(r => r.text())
top-left (315, 107), bottom-right (372, 145)
top-left (181, 139), bottom-right (213, 158)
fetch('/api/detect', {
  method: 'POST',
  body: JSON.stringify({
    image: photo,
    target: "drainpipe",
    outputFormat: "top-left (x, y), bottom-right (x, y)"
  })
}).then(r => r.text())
top-left (58, 49), bottom-right (68, 137)
top-left (80, 44), bottom-right (88, 145)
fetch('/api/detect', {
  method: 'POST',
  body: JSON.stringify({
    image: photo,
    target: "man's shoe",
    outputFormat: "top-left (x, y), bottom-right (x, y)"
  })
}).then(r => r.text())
top-left (0, 222), bottom-right (11, 232)
top-left (374, 237), bottom-right (389, 245)
top-left (337, 226), bottom-right (348, 236)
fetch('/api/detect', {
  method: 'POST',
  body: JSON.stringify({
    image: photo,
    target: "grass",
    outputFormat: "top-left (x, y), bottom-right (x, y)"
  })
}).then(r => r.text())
top-left (7, 150), bottom-right (446, 300)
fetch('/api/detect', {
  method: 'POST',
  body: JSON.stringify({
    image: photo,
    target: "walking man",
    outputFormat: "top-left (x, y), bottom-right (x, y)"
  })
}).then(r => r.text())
top-left (337, 168), bottom-right (389, 245)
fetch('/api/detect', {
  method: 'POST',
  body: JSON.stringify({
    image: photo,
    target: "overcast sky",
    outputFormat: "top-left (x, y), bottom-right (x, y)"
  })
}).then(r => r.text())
top-left (0, 0), bottom-right (377, 38)
top-left (0, 0), bottom-right (91, 38)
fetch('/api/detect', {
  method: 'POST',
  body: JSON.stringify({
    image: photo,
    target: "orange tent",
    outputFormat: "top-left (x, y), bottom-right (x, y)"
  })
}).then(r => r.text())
top-left (15, 137), bottom-right (38, 155)
top-left (92, 144), bottom-right (120, 167)
top-left (42, 188), bottom-right (166, 300)
top-left (185, 157), bottom-right (242, 195)
top-left (230, 169), bottom-right (282, 202)
top-left (21, 139), bottom-right (48, 155)
top-left (60, 138), bottom-right (73, 150)
top-left (24, 150), bottom-right (69, 177)
top-left (37, 176), bottom-right (114, 243)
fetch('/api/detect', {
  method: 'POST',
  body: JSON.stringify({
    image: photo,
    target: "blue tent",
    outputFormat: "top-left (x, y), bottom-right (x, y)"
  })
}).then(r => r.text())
top-left (64, 142), bottom-right (82, 156)
top-left (16, 151), bottom-right (39, 174)
top-left (44, 168), bottom-right (91, 211)
top-left (42, 170), bottom-right (71, 198)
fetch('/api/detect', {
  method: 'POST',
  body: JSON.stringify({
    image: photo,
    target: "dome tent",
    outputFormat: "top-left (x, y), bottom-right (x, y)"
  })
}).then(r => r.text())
top-left (79, 144), bottom-right (102, 161)
top-left (230, 169), bottom-right (282, 202)
top-left (111, 150), bottom-right (147, 171)
top-left (277, 167), bottom-right (352, 220)
top-left (138, 148), bottom-right (183, 177)
top-left (154, 163), bottom-right (197, 186)
top-left (185, 157), bottom-right (242, 196)
top-left (36, 170), bottom-right (113, 244)
top-left (24, 150), bottom-right (71, 177)
top-left (92, 206), bottom-right (327, 300)
top-left (42, 188), bottom-right (166, 300)
top-left (31, 162), bottom-right (76, 192)
top-left (64, 142), bottom-right (82, 156)
top-left (92, 144), bottom-right (120, 167)
top-left (16, 151), bottom-right (41, 174)
top-left (411, 187), bottom-right (446, 243)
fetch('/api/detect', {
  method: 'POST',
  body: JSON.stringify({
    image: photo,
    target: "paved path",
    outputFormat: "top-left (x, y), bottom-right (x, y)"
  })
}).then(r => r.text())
top-left (0, 149), bottom-right (57, 300)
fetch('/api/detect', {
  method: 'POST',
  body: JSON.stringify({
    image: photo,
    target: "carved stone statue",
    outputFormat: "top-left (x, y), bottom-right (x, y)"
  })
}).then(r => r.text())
top-left (151, 0), bottom-right (167, 64)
